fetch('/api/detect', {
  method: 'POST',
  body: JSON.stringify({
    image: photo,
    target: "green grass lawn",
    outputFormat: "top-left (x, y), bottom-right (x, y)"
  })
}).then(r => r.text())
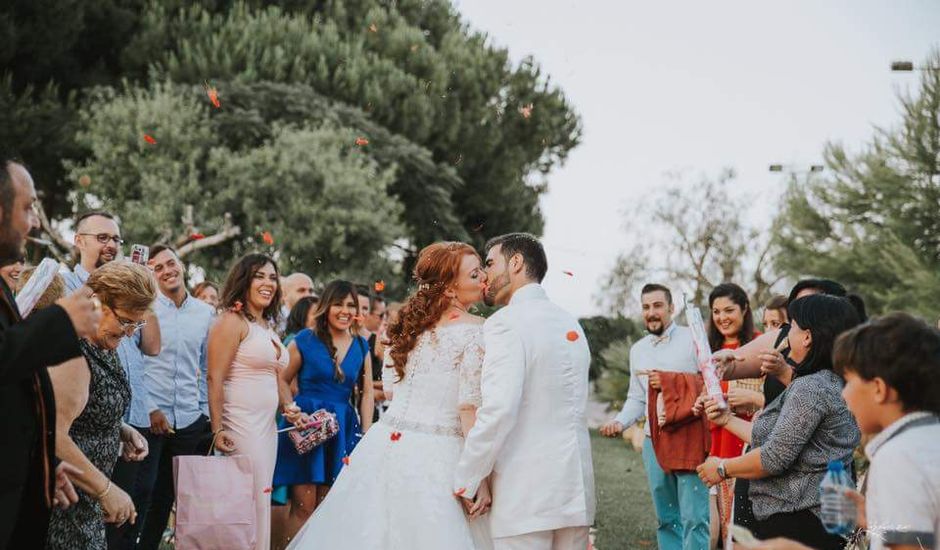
top-left (590, 430), bottom-right (658, 550)
top-left (161, 431), bottom-right (658, 550)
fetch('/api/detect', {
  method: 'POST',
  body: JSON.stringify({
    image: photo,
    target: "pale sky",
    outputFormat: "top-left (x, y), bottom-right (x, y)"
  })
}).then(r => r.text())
top-left (457, 0), bottom-right (940, 317)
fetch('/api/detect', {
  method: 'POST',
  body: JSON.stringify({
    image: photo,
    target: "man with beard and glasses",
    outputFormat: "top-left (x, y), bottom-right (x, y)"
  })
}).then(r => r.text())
top-left (0, 157), bottom-right (101, 549)
top-left (600, 283), bottom-right (709, 550)
top-left (454, 233), bottom-right (595, 550)
top-left (59, 212), bottom-right (163, 550)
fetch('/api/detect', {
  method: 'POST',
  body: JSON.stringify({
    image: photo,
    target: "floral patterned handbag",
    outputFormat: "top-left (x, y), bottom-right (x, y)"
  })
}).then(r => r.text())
top-left (288, 409), bottom-right (339, 455)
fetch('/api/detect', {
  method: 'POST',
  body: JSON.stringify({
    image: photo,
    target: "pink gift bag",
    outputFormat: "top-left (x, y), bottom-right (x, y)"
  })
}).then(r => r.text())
top-left (173, 454), bottom-right (256, 549)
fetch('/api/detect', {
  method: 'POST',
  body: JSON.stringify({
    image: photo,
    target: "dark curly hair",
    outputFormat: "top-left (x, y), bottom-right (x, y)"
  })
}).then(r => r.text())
top-left (219, 253), bottom-right (282, 324)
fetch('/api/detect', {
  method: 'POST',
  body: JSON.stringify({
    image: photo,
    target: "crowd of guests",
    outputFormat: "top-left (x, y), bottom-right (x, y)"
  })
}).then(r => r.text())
top-left (0, 158), bottom-right (406, 550)
top-left (601, 277), bottom-right (940, 550)
top-left (3, 155), bottom-right (940, 550)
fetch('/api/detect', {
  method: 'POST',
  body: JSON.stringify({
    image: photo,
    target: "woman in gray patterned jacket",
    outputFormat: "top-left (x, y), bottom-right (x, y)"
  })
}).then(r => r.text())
top-left (696, 294), bottom-right (862, 550)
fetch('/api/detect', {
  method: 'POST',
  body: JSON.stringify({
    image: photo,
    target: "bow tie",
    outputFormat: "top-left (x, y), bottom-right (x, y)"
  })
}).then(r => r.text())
top-left (652, 334), bottom-right (670, 347)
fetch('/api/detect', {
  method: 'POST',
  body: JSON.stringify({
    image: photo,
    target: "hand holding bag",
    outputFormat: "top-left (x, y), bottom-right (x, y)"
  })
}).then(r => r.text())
top-left (288, 409), bottom-right (339, 455)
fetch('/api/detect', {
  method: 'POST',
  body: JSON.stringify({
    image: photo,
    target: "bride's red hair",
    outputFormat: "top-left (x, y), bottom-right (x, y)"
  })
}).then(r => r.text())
top-left (387, 242), bottom-right (480, 381)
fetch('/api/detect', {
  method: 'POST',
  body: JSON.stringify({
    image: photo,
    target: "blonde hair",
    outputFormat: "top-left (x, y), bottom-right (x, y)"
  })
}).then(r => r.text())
top-left (16, 268), bottom-right (66, 311)
top-left (87, 261), bottom-right (157, 313)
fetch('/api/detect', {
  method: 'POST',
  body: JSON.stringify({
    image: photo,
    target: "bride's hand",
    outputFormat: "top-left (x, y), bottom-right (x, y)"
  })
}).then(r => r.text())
top-left (469, 480), bottom-right (492, 519)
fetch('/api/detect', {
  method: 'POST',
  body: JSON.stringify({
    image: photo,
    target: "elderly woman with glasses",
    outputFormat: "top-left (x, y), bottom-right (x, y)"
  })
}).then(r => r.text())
top-left (45, 261), bottom-right (157, 550)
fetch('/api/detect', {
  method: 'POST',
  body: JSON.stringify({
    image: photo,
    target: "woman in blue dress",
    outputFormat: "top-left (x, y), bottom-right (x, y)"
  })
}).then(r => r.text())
top-left (274, 280), bottom-right (374, 542)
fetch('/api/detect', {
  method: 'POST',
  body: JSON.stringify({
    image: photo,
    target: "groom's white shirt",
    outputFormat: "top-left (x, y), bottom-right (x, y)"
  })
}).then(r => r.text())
top-left (454, 283), bottom-right (596, 539)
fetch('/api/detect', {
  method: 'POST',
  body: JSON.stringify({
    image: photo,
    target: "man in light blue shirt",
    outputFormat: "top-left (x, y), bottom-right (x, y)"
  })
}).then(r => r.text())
top-left (129, 245), bottom-right (215, 550)
top-left (600, 284), bottom-right (709, 550)
top-left (61, 212), bottom-right (162, 430)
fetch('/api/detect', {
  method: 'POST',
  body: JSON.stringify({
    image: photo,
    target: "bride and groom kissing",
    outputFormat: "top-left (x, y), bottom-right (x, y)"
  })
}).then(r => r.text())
top-left (286, 233), bottom-right (596, 550)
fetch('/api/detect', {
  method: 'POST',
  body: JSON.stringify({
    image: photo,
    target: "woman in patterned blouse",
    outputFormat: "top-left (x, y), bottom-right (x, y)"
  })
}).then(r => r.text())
top-left (45, 262), bottom-right (157, 550)
top-left (696, 294), bottom-right (862, 550)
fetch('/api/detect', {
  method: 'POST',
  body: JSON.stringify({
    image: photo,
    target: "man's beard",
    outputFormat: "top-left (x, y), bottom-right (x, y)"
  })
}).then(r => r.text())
top-left (645, 317), bottom-right (664, 336)
top-left (95, 252), bottom-right (115, 268)
top-left (483, 272), bottom-right (509, 307)
top-left (0, 222), bottom-right (25, 265)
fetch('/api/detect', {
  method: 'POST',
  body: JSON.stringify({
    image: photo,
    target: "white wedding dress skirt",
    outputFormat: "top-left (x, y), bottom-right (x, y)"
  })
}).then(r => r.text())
top-left (287, 324), bottom-right (493, 550)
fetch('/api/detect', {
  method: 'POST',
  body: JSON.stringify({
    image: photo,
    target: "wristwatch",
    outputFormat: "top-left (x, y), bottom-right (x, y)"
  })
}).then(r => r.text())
top-left (717, 459), bottom-right (728, 480)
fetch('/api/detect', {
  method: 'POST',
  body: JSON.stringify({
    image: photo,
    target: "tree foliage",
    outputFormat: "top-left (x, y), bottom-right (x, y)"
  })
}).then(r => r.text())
top-left (774, 52), bottom-right (940, 316)
top-left (598, 169), bottom-right (782, 314)
top-left (3, 0), bottom-right (581, 293)
top-left (69, 82), bottom-right (405, 284)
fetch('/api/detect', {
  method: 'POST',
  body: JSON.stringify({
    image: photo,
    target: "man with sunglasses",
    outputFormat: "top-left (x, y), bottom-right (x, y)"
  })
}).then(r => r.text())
top-left (61, 212), bottom-right (162, 550)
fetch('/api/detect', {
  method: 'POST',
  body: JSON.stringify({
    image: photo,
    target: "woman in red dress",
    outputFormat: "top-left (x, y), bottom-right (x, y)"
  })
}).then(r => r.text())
top-left (706, 283), bottom-right (763, 548)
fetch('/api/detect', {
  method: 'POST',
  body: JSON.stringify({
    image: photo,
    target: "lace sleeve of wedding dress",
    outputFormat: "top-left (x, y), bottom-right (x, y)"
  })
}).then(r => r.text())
top-left (457, 331), bottom-right (484, 408)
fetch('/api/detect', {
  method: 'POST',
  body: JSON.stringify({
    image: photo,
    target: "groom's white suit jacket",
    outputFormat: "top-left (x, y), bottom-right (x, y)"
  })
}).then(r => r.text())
top-left (454, 283), bottom-right (596, 539)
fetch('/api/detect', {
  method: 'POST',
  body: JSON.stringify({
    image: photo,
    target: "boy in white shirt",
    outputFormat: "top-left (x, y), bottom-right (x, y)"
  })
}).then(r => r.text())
top-left (833, 312), bottom-right (940, 550)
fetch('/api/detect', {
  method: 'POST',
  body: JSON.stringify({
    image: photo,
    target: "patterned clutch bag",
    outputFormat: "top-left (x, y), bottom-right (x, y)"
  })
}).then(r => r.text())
top-left (288, 409), bottom-right (339, 455)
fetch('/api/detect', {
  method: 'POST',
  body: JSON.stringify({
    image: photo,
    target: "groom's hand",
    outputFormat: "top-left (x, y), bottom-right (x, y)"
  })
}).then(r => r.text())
top-left (468, 482), bottom-right (492, 519)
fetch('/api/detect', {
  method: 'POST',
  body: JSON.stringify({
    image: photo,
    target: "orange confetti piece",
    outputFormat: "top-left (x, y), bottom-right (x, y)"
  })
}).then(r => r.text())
top-left (519, 104), bottom-right (534, 119)
top-left (566, 331), bottom-right (579, 342)
top-left (390, 431), bottom-right (402, 441)
top-left (342, 456), bottom-right (350, 465)
top-left (369, 23), bottom-right (378, 33)
top-left (454, 488), bottom-right (466, 497)
top-left (374, 280), bottom-right (386, 293)
top-left (262, 231), bottom-right (274, 245)
top-left (190, 232), bottom-right (205, 240)
top-left (562, 270), bottom-right (574, 277)
top-left (232, 301), bottom-right (244, 312)
top-left (143, 134), bottom-right (157, 145)
top-left (204, 81), bottom-right (221, 109)
top-left (262, 487), bottom-right (272, 494)
top-left (78, 175), bottom-right (92, 188)
top-left (355, 137), bottom-right (370, 146)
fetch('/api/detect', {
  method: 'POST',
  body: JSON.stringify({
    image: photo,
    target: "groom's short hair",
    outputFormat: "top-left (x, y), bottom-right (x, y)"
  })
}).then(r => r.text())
top-left (485, 233), bottom-right (548, 283)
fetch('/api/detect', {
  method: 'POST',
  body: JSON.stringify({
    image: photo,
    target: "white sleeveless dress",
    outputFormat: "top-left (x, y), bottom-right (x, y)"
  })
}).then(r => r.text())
top-left (287, 323), bottom-right (494, 550)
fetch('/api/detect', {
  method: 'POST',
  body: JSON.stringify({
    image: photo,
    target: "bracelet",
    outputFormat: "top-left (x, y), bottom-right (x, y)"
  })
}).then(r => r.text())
top-left (95, 480), bottom-right (112, 501)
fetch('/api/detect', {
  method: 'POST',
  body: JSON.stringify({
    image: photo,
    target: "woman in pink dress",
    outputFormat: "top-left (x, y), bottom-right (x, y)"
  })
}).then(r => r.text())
top-left (208, 254), bottom-right (289, 550)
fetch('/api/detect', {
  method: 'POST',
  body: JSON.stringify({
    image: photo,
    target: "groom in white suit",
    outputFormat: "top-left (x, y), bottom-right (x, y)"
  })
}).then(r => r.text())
top-left (454, 233), bottom-right (595, 550)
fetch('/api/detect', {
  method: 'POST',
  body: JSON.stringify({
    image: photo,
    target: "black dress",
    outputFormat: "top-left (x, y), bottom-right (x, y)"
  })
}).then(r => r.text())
top-left (46, 340), bottom-right (131, 550)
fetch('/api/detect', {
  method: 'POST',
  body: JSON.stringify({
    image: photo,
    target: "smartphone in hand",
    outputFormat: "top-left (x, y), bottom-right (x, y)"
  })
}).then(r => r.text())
top-left (130, 244), bottom-right (150, 265)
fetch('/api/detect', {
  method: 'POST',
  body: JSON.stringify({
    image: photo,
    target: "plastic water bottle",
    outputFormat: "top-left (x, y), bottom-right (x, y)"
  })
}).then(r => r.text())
top-left (819, 460), bottom-right (856, 535)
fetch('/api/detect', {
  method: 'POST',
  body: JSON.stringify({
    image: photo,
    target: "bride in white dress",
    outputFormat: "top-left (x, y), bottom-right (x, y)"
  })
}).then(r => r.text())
top-left (287, 242), bottom-right (494, 549)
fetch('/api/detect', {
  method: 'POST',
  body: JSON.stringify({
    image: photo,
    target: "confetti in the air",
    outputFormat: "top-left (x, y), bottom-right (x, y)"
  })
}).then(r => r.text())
top-left (566, 331), bottom-right (580, 342)
top-left (262, 487), bottom-right (272, 494)
top-left (390, 431), bottom-right (402, 441)
top-left (232, 301), bottom-right (244, 312)
top-left (143, 134), bottom-right (157, 145)
top-left (262, 231), bottom-right (274, 245)
top-left (369, 23), bottom-right (378, 33)
top-left (374, 280), bottom-right (386, 292)
top-left (342, 456), bottom-right (350, 465)
top-left (355, 137), bottom-right (370, 146)
top-left (204, 82), bottom-right (221, 109)
top-left (78, 175), bottom-right (92, 188)
top-left (190, 233), bottom-right (206, 240)
top-left (562, 270), bottom-right (574, 277)
top-left (519, 104), bottom-right (534, 119)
